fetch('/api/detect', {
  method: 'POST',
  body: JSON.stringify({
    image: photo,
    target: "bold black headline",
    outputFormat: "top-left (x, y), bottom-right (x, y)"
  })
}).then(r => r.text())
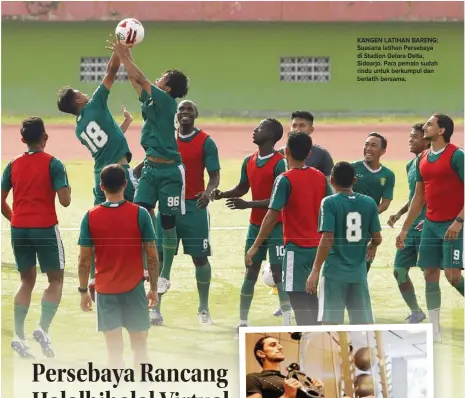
top-left (31, 363), bottom-right (229, 398)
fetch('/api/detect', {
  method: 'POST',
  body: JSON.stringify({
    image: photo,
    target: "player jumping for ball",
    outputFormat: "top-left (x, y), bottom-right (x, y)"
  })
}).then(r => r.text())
top-left (387, 124), bottom-right (430, 324)
top-left (306, 161), bottom-right (382, 325)
top-left (57, 52), bottom-right (136, 206)
top-left (246, 132), bottom-right (333, 326)
top-left (1, 117), bottom-right (71, 358)
top-left (106, 37), bottom-right (189, 301)
top-left (396, 114), bottom-right (464, 342)
top-left (211, 119), bottom-right (292, 333)
top-left (57, 51), bottom-right (137, 293)
top-left (352, 132), bottom-right (395, 272)
top-left (150, 100), bottom-right (220, 326)
top-left (78, 164), bottom-right (158, 369)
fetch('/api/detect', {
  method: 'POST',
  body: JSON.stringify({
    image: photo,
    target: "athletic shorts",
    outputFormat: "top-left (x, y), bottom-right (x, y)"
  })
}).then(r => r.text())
top-left (282, 242), bottom-right (317, 292)
top-left (245, 222), bottom-right (284, 265)
top-left (156, 199), bottom-right (211, 257)
top-left (134, 160), bottom-right (186, 215)
top-left (394, 231), bottom-right (422, 269)
top-left (418, 218), bottom-right (463, 269)
top-left (317, 277), bottom-right (373, 325)
top-left (11, 225), bottom-right (65, 273)
top-left (96, 280), bottom-right (150, 332)
top-left (94, 164), bottom-right (138, 205)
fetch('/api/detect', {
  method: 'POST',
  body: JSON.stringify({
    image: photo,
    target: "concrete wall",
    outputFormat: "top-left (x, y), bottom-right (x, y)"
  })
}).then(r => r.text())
top-left (2, 21), bottom-right (463, 117)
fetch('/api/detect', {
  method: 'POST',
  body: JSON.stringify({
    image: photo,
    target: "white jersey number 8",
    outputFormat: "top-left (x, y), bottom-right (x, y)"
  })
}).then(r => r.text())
top-left (346, 212), bottom-right (362, 243)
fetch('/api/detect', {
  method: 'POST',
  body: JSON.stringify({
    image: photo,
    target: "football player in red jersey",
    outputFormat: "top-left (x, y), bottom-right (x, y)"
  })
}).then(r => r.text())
top-left (246, 132), bottom-right (332, 326)
top-left (397, 113), bottom-right (464, 342)
top-left (1, 117), bottom-right (71, 359)
top-left (78, 164), bottom-right (158, 368)
top-left (211, 119), bottom-right (292, 336)
top-left (151, 100), bottom-right (220, 326)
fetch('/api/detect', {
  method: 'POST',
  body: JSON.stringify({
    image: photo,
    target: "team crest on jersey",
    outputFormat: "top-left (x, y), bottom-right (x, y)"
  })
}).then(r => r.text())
top-left (380, 177), bottom-right (386, 186)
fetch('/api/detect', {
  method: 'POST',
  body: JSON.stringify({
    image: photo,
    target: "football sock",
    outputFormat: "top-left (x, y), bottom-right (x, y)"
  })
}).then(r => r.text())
top-left (154, 255), bottom-right (164, 313)
top-left (14, 304), bottom-right (29, 340)
top-left (425, 282), bottom-right (441, 336)
top-left (401, 289), bottom-right (421, 312)
top-left (195, 262), bottom-right (211, 313)
top-left (453, 276), bottom-right (464, 296)
top-left (160, 227), bottom-right (177, 280)
top-left (276, 282), bottom-right (292, 325)
top-left (39, 301), bottom-right (59, 334)
top-left (239, 279), bottom-right (255, 322)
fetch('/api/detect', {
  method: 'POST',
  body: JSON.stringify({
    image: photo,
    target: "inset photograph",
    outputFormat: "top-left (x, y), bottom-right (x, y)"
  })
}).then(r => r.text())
top-left (240, 325), bottom-right (433, 398)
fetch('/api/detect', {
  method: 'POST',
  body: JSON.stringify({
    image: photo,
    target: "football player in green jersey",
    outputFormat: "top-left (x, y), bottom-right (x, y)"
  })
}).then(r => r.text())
top-left (57, 52), bottom-right (138, 298)
top-left (57, 53), bottom-right (136, 205)
top-left (387, 124), bottom-right (429, 324)
top-left (106, 37), bottom-right (189, 306)
top-left (352, 132), bottom-right (395, 272)
top-left (307, 161), bottom-right (382, 325)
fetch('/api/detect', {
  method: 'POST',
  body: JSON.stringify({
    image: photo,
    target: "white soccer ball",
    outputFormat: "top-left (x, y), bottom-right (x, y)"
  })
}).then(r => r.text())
top-left (115, 18), bottom-right (145, 46)
top-left (262, 263), bottom-right (276, 287)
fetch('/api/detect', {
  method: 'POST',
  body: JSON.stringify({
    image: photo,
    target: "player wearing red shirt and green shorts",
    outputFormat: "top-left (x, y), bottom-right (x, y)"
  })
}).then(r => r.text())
top-left (246, 132), bottom-right (332, 326)
top-left (388, 124), bottom-right (430, 324)
top-left (77, 164), bottom-right (158, 368)
top-left (306, 162), bottom-right (382, 325)
top-left (398, 114), bottom-right (464, 342)
top-left (352, 132), bottom-right (395, 272)
top-left (211, 119), bottom-right (292, 334)
top-left (1, 117), bottom-right (71, 359)
top-left (152, 100), bottom-right (220, 326)
top-left (109, 39), bottom-right (189, 298)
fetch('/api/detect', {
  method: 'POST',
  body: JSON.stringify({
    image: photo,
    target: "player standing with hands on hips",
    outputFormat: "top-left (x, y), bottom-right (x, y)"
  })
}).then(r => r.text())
top-left (396, 113), bottom-right (464, 342)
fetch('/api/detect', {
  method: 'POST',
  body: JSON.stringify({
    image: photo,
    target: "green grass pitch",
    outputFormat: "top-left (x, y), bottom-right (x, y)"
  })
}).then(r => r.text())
top-left (1, 159), bottom-right (463, 396)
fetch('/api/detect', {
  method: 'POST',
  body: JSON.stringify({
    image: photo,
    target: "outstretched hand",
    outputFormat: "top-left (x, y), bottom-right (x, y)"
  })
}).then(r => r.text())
top-left (105, 34), bottom-right (132, 58)
top-left (226, 198), bottom-right (248, 210)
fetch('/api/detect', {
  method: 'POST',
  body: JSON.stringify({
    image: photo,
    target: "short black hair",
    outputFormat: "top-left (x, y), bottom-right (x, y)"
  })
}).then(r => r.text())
top-left (367, 132), bottom-right (387, 149)
top-left (412, 123), bottom-right (425, 134)
top-left (264, 118), bottom-right (284, 143)
top-left (57, 86), bottom-right (77, 115)
top-left (433, 113), bottom-right (454, 143)
top-left (21, 117), bottom-right (46, 145)
top-left (332, 161), bottom-right (355, 188)
top-left (254, 336), bottom-right (273, 366)
top-left (165, 69), bottom-right (189, 99)
top-left (287, 132), bottom-right (312, 161)
top-left (100, 164), bottom-right (126, 194)
top-left (291, 111), bottom-right (314, 124)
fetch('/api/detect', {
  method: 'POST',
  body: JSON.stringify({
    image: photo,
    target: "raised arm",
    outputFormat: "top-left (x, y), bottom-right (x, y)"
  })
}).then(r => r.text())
top-left (107, 38), bottom-right (152, 95)
top-left (102, 52), bottom-right (121, 91)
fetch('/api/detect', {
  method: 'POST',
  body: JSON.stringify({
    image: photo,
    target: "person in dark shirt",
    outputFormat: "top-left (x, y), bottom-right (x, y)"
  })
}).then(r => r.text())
top-left (279, 111), bottom-right (334, 177)
top-left (246, 336), bottom-right (324, 398)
